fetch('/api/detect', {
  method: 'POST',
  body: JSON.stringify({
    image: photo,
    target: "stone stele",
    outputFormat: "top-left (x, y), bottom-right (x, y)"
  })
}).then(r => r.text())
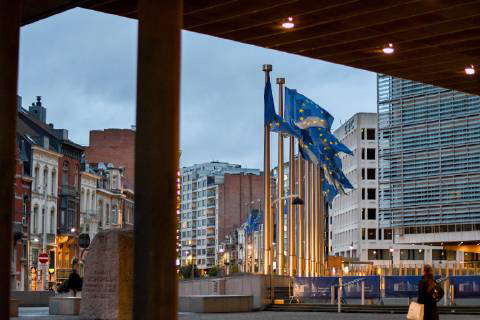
top-left (80, 229), bottom-right (133, 320)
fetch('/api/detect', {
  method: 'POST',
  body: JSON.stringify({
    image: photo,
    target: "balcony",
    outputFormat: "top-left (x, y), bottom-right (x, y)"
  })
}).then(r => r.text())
top-left (61, 184), bottom-right (78, 196)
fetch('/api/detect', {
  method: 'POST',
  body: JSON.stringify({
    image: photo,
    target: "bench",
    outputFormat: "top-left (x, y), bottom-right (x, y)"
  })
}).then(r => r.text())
top-left (49, 296), bottom-right (81, 315)
top-left (179, 295), bottom-right (253, 313)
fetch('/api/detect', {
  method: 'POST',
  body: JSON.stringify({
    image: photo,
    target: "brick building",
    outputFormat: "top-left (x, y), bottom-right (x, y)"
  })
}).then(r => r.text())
top-left (11, 149), bottom-right (32, 291)
top-left (85, 129), bottom-right (135, 189)
top-left (217, 174), bottom-right (263, 243)
top-left (179, 161), bottom-right (263, 272)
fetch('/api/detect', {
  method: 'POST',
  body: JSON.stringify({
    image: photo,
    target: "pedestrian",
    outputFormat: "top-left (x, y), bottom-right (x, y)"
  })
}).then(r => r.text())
top-left (417, 264), bottom-right (444, 320)
top-left (67, 269), bottom-right (82, 297)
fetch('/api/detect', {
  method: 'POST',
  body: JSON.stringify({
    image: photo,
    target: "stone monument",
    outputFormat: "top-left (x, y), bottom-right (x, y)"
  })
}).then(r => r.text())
top-left (80, 229), bottom-right (133, 320)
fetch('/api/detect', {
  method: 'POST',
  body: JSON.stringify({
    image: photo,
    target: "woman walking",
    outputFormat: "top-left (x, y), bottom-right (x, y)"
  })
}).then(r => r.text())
top-left (417, 264), bottom-right (443, 320)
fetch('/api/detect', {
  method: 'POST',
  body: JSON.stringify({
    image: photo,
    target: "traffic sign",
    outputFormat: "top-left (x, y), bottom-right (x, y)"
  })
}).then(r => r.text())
top-left (38, 252), bottom-right (49, 264)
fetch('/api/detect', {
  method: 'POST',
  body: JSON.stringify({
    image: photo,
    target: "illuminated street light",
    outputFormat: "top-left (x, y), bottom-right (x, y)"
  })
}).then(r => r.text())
top-left (465, 65), bottom-right (475, 75)
top-left (33, 237), bottom-right (39, 242)
top-left (383, 43), bottom-right (394, 54)
top-left (70, 227), bottom-right (76, 233)
top-left (282, 17), bottom-right (294, 29)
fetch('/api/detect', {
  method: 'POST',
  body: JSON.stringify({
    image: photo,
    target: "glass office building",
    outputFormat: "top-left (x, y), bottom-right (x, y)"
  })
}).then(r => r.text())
top-left (378, 74), bottom-right (480, 244)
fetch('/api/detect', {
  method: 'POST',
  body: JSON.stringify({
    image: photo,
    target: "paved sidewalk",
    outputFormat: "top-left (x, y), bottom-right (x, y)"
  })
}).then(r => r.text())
top-left (12, 308), bottom-right (480, 320)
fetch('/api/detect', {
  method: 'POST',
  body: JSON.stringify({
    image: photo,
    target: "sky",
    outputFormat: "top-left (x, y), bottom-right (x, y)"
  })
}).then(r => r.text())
top-left (19, 8), bottom-right (376, 169)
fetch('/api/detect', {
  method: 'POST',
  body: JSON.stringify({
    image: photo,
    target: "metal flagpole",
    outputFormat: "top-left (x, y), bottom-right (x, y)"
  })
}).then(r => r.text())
top-left (276, 77), bottom-right (285, 275)
top-left (304, 160), bottom-right (310, 276)
top-left (313, 164), bottom-right (318, 276)
top-left (262, 64), bottom-right (272, 275)
top-left (289, 137), bottom-right (296, 276)
top-left (297, 149), bottom-right (304, 276)
top-left (318, 166), bottom-right (324, 275)
top-left (309, 161), bottom-right (314, 276)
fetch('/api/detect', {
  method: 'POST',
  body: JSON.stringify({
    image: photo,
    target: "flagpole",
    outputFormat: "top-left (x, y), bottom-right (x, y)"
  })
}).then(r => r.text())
top-left (288, 136), bottom-right (296, 276)
top-left (318, 166), bottom-right (324, 275)
top-left (262, 64), bottom-right (272, 275)
top-left (297, 149), bottom-right (304, 276)
top-left (313, 164), bottom-right (318, 276)
top-left (276, 77), bottom-right (285, 276)
top-left (304, 160), bottom-right (310, 276)
top-left (309, 161), bottom-right (314, 276)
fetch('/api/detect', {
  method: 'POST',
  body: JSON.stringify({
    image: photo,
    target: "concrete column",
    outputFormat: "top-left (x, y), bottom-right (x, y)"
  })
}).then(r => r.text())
top-left (134, 1), bottom-right (182, 319)
top-left (0, 1), bottom-right (21, 318)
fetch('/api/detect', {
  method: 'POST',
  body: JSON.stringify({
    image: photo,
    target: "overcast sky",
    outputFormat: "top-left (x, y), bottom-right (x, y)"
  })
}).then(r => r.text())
top-left (19, 8), bottom-right (376, 169)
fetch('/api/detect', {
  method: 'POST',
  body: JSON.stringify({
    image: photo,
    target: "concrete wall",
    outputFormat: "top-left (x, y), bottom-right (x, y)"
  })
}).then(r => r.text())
top-left (179, 274), bottom-right (290, 310)
top-left (11, 291), bottom-right (54, 307)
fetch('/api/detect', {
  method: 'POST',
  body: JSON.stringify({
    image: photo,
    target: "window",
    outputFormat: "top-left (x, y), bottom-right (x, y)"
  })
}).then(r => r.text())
top-left (367, 208), bottom-right (376, 220)
top-left (33, 206), bottom-right (38, 234)
top-left (384, 228), bottom-right (393, 240)
top-left (368, 249), bottom-right (392, 260)
top-left (367, 228), bottom-right (376, 240)
top-left (361, 128), bottom-right (365, 140)
top-left (366, 148), bottom-right (376, 160)
top-left (362, 188), bottom-right (365, 200)
top-left (361, 148), bottom-right (365, 159)
top-left (51, 170), bottom-right (56, 195)
top-left (432, 249), bottom-right (457, 261)
top-left (366, 128), bottom-right (375, 140)
top-left (361, 168), bottom-right (365, 180)
top-left (367, 188), bottom-right (376, 200)
top-left (50, 208), bottom-right (55, 233)
top-left (41, 208), bottom-right (45, 233)
top-left (367, 168), bottom-right (376, 180)
top-left (34, 166), bottom-right (40, 189)
top-left (43, 167), bottom-right (49, 190)
top-left (361, 208), bottom-right (366, 220)
top-left (361, 228), bottom-right (366, 240)
top-left (400, 249), bottom-right (424, 260)
top-left (62, 161), bottom-right (69, 186)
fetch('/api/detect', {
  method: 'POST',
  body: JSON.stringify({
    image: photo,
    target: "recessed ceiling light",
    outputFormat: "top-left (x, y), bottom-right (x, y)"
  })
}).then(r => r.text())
top-left (465, 65), bottom-right (475, 75)
top-left (383, 43), bottom-right (394, 54)
top-left (282, 17), bottom-right (294, 29)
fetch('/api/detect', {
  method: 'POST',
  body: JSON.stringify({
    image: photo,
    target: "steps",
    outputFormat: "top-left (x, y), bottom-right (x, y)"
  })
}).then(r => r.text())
top-left (265, 303), bottom-right (480, 315)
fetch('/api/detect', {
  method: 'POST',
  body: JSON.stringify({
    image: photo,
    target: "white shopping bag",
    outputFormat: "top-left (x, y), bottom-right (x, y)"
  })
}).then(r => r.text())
top-left (407, 301), bottom-right (424, 320)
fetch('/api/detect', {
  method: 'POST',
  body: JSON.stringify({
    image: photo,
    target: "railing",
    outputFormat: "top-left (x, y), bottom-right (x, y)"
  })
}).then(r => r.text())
top-left (61, 184), bottom-right (78, 196)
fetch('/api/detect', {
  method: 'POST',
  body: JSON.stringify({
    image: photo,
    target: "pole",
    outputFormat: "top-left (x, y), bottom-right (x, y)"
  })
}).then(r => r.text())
top-left (0, 1), bottom-right (20, 317)
top-left (276, 78), bottom-right (285, 275)
top-left (338, 277), bottom-right (343, 313)
top-left (297, 151), bottom-right (304, 276)
top-left (304, 161), bottom-right (310, 276)
top-left (263, 64), bottom-right (272, 275)
top-left (361, 280), bottom-right (365, 305)
top-left (134, 1), bottom-right (182, 319)
top-left (308, 162), bottom-right (315, 276)
top-left (312, 165), bottom-right (317, 276)
top-left (288, 137), bottom-right (296, 276)
top-left (318, 167), bottom-right (324, 275)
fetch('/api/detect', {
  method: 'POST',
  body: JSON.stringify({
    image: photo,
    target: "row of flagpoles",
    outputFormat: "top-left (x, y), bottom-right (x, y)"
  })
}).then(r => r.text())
top-left (262, 64), bottom-right (354, 276)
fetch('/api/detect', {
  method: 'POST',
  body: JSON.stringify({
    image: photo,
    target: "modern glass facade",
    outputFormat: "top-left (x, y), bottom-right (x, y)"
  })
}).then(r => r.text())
top-left (378, 74), bottom-right (480, 237)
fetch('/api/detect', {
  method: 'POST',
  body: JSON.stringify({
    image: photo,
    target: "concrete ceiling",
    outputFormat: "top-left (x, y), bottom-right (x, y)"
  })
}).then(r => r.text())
top-left (21, 0), bottom-right (480, 95)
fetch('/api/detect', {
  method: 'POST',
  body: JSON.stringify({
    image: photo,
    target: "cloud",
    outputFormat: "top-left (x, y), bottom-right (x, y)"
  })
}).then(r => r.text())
top-left (19, 8), bottom-right (376, 169)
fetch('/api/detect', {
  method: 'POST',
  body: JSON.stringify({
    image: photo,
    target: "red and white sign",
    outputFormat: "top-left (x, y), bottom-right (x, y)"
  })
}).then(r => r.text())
top-left (38, 253), bottom-right (49, 264)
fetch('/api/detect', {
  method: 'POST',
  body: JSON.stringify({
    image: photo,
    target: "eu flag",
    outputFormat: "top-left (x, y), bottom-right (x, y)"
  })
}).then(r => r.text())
top-left (285, 87), bottom-right (334, 131)
top-left (323, 180), bottom-right (338, 205)
top-left (265, 77), bottom-right (302, 139)
top-left (308, 127), bottom-right (353, 156)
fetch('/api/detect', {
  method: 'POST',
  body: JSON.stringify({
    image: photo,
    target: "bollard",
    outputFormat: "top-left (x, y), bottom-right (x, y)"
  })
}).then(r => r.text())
top-left (331, 286), bottom-right (335, 305)
top-left (443, 280), bottom-right (448, 306)
top-left (450, 284), bottom-right (455, 306)
top-left (361, 281), bottom-right (365, 305)
top-left (338, 277), bottom-right (343, 313)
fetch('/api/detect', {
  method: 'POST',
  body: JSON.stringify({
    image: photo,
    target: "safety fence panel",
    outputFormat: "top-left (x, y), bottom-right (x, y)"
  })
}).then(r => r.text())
top-left (384, 276), bottom-right (421, 297)
top-left (294, 276), bottom-right (339, 299)
top-left (449, 276), bottom-right (480, 298)
top-left (343, 276), bottom-right (381, 299)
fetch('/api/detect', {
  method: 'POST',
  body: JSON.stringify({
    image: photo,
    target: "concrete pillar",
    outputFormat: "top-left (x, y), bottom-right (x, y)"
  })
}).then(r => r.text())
top-left (0, 1), bottom-right (21, 318)
top-left (134, 1), bottom-right (182, 319)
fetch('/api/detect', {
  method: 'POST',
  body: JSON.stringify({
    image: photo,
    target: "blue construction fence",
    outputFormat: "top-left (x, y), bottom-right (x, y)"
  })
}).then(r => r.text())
top-left (294, 275), bottom-right (480, 299)
top-left (293, 276), bottom-right (380, 299)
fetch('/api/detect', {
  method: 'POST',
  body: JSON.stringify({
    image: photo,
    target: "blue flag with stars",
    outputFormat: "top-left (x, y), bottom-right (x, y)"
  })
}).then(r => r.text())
top-left (285, 88), bottom-right (334, 131)
top-left (265, 77), bottom-right (302, 139)
top-left (308, 127), bottom-right (353, 156)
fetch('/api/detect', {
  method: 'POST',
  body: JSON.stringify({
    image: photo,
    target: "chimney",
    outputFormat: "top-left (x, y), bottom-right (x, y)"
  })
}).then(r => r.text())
top-left (28, 96), bottom-right (47, 123)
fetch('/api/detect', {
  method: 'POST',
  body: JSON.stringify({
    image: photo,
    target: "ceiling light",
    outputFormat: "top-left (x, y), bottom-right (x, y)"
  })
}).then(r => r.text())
top-left (465, 65), bottom-right (475, 75)
top-left (282, 17), bottom-right (294, 29)
top-left (383, 43), bottom-right (394, 54)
